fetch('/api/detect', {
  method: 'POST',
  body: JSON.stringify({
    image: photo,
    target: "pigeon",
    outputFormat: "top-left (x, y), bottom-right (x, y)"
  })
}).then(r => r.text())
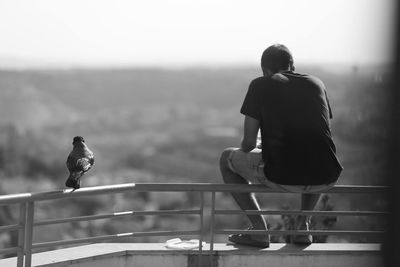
top-left (65, 136), bottom-right (95, 189)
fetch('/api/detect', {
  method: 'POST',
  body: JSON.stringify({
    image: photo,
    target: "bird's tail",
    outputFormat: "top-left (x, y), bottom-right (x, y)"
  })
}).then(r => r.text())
top-left (65, 172), bottom-right (82, 189)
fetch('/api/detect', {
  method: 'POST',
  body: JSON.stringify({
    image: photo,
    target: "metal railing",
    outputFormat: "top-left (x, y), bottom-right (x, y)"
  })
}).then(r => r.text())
top-left (0, 183), bottom-right (390, 267)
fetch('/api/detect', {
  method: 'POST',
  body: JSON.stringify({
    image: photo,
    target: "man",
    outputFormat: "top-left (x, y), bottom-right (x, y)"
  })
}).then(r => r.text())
top-left (219, 44), bottom-right (342, 247)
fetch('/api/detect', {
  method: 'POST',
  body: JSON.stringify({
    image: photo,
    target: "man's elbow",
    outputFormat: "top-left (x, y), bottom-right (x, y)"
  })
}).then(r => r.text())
top-left (241, 140), bottom-right (256, 152)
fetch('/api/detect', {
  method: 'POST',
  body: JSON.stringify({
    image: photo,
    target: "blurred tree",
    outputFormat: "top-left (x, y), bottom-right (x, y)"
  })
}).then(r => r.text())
top-left (0, 189), bottom-right (17, 258)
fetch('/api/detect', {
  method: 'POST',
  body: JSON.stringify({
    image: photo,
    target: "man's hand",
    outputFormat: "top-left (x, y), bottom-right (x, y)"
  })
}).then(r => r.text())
top-left (241, 115), bottom-right (260, 152)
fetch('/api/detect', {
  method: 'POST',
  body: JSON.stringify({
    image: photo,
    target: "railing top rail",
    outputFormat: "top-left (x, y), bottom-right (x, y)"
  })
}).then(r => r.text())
top-left (0, 183), bottom-right (390, 205)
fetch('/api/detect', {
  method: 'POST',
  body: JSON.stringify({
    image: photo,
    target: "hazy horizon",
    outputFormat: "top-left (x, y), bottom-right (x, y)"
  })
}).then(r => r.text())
top-left (0, 57), bottom-right (394, 71)
top-left (0, 0), bottom-right (396, 69)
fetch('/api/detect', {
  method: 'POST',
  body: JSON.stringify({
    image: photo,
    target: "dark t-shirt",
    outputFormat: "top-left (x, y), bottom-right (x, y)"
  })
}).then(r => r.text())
top-left (240, 71), bottom-right (342, 185)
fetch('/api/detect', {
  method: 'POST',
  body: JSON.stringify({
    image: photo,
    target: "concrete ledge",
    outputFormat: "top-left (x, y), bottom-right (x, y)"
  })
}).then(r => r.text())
top-left (0, 243), bottom-right (383, 267)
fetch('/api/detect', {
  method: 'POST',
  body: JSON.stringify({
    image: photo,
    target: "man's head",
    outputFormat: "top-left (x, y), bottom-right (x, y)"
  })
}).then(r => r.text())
top-left (261, 44), bottom-right (294, 77)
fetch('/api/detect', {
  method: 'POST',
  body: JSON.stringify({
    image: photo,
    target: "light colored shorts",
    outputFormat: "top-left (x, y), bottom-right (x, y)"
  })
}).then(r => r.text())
top-left (227, 148), bottom-right (335, 193)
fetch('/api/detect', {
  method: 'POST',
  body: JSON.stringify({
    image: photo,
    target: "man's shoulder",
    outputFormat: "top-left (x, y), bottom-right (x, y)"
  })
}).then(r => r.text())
top-left (249, 76), bottom-right (279, 89)
top-left (249, 73), bottom-right (326, 90)
top-left (285, 72), bottom-right (325, 88)
top-left (250, 76), bottom-right (269, 85)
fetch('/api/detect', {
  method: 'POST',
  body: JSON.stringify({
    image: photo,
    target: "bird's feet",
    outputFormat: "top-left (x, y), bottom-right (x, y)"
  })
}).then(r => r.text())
top-left (65, 177), bottom-right (81, 190)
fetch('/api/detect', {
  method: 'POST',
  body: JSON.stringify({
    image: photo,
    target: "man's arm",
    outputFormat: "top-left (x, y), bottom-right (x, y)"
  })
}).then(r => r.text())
top-left (240, 115), bottom-right (260, 152)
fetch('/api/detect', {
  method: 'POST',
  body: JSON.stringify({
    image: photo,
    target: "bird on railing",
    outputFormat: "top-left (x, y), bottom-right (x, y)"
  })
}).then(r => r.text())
top-left (65, 136), bottom-right (95, 190)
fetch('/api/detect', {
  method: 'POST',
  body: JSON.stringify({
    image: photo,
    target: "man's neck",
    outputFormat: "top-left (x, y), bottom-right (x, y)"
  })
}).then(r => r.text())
top-left (263, 69), bottom-right (291, 78)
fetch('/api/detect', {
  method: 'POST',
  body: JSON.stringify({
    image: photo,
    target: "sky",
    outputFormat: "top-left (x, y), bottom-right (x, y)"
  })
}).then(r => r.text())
top-left (0, 0), bottom-right (397, 68)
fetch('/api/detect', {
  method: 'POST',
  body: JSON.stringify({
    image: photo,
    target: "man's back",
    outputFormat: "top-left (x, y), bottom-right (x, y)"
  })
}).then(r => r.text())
top-left (241, 71), bottom-right (342, 185)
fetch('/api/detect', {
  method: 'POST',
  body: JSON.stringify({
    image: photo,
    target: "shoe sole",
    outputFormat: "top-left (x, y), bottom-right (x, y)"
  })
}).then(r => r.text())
top-left (291, 235), bottom-right (313, 245)
top-left (228, 234), bottom-right (270, 248)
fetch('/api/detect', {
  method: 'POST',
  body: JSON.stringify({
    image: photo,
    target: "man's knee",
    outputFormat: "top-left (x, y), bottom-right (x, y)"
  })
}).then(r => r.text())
top-left (219, 147), bottom-right (236, 170)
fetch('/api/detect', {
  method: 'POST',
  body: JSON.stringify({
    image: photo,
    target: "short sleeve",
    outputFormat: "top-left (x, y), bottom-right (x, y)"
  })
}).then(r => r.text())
top-left (240, 80), bottom-right (261, 120)
top-left (324, 90), bottom-right (333, 119)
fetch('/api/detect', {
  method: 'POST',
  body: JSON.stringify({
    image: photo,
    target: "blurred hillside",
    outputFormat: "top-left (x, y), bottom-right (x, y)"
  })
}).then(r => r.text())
top-left (0, 65), bottom-right (393, 252)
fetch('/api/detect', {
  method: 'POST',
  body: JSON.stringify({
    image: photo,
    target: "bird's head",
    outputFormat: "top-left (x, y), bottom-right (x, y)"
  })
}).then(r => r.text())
top-left (72, 136), bottom-right (85, 145)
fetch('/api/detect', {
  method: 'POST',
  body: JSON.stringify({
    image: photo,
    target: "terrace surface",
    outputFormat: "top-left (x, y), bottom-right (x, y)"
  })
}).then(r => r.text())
top-left (0, 242), bottom-right (384, 267)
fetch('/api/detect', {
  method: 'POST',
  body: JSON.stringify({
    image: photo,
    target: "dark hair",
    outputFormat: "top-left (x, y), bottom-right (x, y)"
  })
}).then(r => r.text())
top-left (261, 44), bottom-right (294, 73)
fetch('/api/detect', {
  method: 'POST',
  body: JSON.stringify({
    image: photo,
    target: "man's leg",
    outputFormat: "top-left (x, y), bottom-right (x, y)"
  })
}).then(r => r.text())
top-left (219, 148), bottom-right (267, 231)
top-left (292, 193), bottom-right (321, 244)
top-left (298, 193), bottom-right (321, 225)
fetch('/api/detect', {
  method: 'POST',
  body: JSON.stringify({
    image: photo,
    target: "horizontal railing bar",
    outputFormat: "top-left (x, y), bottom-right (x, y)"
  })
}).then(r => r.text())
top-left (131, 184), bottom-right (390, 194)
top-left (0, 224), bottom-right (20, 232)
top-left (34, 209), bottom-right (201, 226)
top-left (216, 229), bottom-right (385, 236)
top-left (0, 246), bottom-right (19, 255)
top-left (0, 183), bottom-right (390, 205)
top-left (0, 183), bottom-right (138, 205)
top-left (215, 210), bottom-right (389, 216)
top-left (32, 230), bottom-right (200, 249)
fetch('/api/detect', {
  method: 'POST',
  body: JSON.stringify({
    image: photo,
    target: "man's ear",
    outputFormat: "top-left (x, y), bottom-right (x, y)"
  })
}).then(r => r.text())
top-left (291, 65), bottom-right (295, 71)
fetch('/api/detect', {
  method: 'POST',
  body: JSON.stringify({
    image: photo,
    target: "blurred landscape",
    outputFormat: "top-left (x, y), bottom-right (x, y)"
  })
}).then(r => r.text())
top-left (0, 64), bottom-right (393, 254)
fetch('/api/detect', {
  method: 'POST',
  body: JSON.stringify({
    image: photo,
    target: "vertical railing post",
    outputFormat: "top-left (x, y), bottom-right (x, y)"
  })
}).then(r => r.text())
top-left (24, 202), bottom-right (34, 267)
top-left (17, 202), bottom-right (26, 267)
top-left (198, 192), bottom-right (204, 267)
top-left (209, 191), bottom-right (216, 267)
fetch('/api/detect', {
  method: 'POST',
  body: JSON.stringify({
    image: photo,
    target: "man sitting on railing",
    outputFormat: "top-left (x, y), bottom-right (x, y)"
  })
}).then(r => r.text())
top-left (219, 44), bottom-right (343, 248)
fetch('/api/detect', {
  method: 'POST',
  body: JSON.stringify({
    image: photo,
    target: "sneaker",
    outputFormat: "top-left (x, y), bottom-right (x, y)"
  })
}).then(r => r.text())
top-left (228, 228), bottom-right (270, 248)
top-left (291, 222), bottom-right (312, 245)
